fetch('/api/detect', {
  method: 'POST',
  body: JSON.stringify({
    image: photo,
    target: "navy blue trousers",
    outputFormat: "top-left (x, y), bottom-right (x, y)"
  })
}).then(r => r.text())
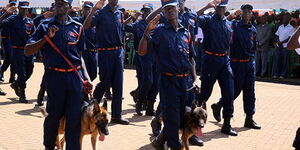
top-left (13, 48), bottom-right (34, 88)
top-left (1, 39), bottom-right (15, 77)
top-left (134, 53), bottom-right (143, 91)
top-left (93, 49), bottom-right (124, 118)
top-left (43, 70), bottom-right (83, 150)
top-left (83, 51), bottom-right (98, 81)
top-left (197, 54), bottom-right (234, 119)
top-left (219, 60), bottom-right (256, 115)
top-left (273, 47), bottom-right (289, 78)
top-left (160, 75), bottom-right (188, 149)
top-left (137, 55), bottom-right (159, 102)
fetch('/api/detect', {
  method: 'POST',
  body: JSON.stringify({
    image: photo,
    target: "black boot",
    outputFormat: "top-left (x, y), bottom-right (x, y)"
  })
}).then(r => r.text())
top-left (0, 71), bottom-right (4, 82)
top-left (146, 101), bottom-right (155, 116)
top-left (0, 88), bottom-right (6, 96)
top-left (244, 115), bottom-right (261, 129)
top-left (135, 100), bottom-right (143, 116)
top-left (189, 135), bottom-right (204, 146)
top-left (104, 88), bottom-right (113, 100)
top-left (151, 117), bottom-right (162, 136)
top-left (10, 82), bottom-right (20, 97)
top-left (221, 118), bottom-right (238, 136)
top-left (37, 88), bottom-right (45, 106)
top-left (151, 131), bottom-right (166, 150)
top-left (130, 90), bottom-right (138, 103)
top-left (211, 102), bottom-right (222, 122)
top-left (19, 88), bottom-right (28, 103)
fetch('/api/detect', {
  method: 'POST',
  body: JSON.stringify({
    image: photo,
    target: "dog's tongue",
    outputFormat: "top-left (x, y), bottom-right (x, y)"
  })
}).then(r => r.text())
top-left (196, 127), bottom-right (203, 137)
top-left (98, 132), bottom-right (105, 141)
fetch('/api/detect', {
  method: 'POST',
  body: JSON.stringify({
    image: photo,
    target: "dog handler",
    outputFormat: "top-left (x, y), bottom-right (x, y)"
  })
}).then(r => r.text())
top-left (138, 0), bottom-right (199, 149)
top-left (25, 0), bottom-right (92, 149)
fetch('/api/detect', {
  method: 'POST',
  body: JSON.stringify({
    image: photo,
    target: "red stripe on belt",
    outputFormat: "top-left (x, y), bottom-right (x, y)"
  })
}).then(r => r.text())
top-left (48, 66), bottom-right (81, 72)
top-left (204, 51), bottom-right (227, 56)
top-left (97, 46), bottom-right (122, 51)
top-left (163, 72), bottom-right (189, 78)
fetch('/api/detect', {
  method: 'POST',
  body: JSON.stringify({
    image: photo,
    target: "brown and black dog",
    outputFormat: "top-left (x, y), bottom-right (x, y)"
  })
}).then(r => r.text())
top-left (40, 100), bottom-right (109, 150)
top-left (180, 101), bottom-right (207, 150)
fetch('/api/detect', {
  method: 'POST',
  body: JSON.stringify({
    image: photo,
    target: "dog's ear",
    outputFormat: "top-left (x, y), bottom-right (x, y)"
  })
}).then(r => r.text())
top-left (93, 102), bottom-right (100, 114)
top-left (102, 99), bottom-right (108, 110)
top-left (191, 100), bottom-right (198, 111)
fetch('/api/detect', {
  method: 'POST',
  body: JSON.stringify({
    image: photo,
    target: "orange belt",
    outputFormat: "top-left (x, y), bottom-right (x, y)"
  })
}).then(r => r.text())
top-left (87, 49), bottom-right (97, 52)
top-left (231, 58), bottom-right (250, 62)
top-left (205, 51), bottom-right (227, 56)
top-left (163, 72), bottom-right (189, 78)
top-left (48, 66), bottom-right (81, 72)
top-left (12, 46), bottom-right (24, 49)
top-left (97, 46), bottom-right (122, 51)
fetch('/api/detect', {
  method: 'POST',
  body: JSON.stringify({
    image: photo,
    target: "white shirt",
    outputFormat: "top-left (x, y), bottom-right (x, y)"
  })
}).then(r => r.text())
top-left (276, 24), bottom-right (295, 48)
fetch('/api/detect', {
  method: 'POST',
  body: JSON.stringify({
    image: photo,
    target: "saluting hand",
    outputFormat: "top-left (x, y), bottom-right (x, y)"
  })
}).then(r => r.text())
top-left (132, 12), bottom-right (141, 20)
top-left (94, 0), bottom-right (106, 10)
top-left (206, 0), bottom-right (221, 9)
top-left (145, 14), bottom-right (160, 34)
top-left (48, 25), bottom-right (59, 38)
top-left (43, 11), bottom-right (53, 18)
top-left (6, 6), bottom-right (17, 14)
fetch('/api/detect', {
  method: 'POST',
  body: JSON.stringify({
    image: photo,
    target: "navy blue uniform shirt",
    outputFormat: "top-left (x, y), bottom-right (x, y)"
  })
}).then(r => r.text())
top-left (28, 16), bottom-right (85, 68)
top-left (178, 7), bottom-right (197, 37)
top-left (91, 4), bottom-right (124, 48)
top-left (74, 16), bottom-right (96, 50)
top-left (197, 14), bottom-right (233, 53)
top-left (230, 20), bottom-right (256, 59)
top-left (1, 14), bottom-right (35, 47)
top-left (150, 22), bottom-right (196, 73)
top-left (125, 19), bottom-right (147, 50)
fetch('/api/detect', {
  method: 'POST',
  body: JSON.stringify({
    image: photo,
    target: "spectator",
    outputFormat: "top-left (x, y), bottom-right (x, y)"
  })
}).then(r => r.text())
top-left (273, 13), bottom-right (294, 79)
top-left (256, 15), bottom-right (272, 77)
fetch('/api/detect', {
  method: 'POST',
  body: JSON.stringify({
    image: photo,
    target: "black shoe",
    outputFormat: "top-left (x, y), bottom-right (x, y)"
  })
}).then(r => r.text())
top-left (10, 82), bottom-right (20, 97)
top-left (135, 100), bottom-right (143, 116)
top-left (104, 88), bottom-right (113, 100)
top-left (9, 78), bottom-right (15, 83)
top-left (151, 117), bottom-right (162, 136)
top-left (111, 117), bottom-right (129, 125)
top-left (37, 88), bottom-right (45, 106)
top-left (244, 115), bottom-right (261, 130)
top-left (146, 101), bottom-right (155, 116)
top-left (189, 135), bottom-right (204, 147)
top-left (19, 88), bottom-right (28, 103)
top-left (130, 90), bottom-right (138, 103)
top-left (0, 89), bottom-right (6, 96)
top-left (151, 132), bottom-right (166, 150)
top-left (211, 103), bottom-right (222, 122)
top-left (221, 124), bottom-right (238, 136)
top-left (0, 71), bottom-right (4, 82)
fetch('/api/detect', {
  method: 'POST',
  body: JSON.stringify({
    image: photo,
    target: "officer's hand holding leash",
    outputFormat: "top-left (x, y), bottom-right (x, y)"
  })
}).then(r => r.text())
top-left (48, 25), bottom-right (59, 38)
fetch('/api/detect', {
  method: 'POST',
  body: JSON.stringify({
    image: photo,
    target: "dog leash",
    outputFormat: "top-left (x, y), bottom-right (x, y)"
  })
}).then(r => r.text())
top-left (44, 35), bottom-right (93, 99)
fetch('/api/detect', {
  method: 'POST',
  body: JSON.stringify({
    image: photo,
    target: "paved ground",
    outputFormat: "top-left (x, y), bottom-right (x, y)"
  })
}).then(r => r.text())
top-left (0, 63), bottom-right (299, 150)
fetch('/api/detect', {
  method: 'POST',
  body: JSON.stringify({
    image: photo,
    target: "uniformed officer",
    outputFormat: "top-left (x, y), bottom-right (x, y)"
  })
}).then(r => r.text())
top-left (196, 0), bottom-right (237, 136)
top-left (74, 1), bottom-right (98, 82)
top-left (0, 0), bottom-right (17, 83)
top-left (24, 0), bottom-right (92, 149)
top-left (211, 4), bottom-right (261, 130)
top-left (124, 3), bottom-right (158, 116)
top-left (84, 0), bottom-right (130, 125)
top-left (138, 0), bottom-right (199, 149)
top-left (0, 1), bottom-right (35, 103)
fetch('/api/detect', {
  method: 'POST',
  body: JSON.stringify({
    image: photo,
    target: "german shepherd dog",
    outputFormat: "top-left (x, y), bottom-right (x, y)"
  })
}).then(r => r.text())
top-left (40, 100), bottom-right (109, 150)
top-left (180, 101), bottom-right (207, 150)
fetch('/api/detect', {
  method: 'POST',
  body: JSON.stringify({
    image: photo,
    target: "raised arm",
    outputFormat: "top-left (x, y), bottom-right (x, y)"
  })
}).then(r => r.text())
top-left (83, 0), bottom-right (105, 29)
top-left (138, 15), bottom-right (160, 56)
top-left (196, 0), bottom-right (220, 16)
